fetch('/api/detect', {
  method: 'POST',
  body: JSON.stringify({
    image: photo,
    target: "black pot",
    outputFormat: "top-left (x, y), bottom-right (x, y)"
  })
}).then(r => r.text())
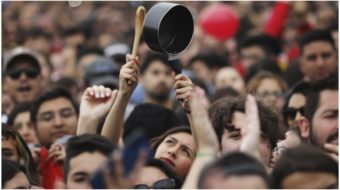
top-left (143, 2), bottom-right (194, 56)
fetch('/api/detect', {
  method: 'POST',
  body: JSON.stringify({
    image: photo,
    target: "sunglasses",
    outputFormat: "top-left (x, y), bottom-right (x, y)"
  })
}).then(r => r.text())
top-left (134, 178), bottom-right (176, 189)
top-left (6, 68), bottom-right (40, 79)
top-left (284, 107), bottom-right (304, 120)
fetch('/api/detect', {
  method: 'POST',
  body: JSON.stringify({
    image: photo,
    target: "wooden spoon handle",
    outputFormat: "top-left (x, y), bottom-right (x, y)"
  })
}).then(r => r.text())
top-left (128, 6), bottom-right (146, 86)
top-left (132, 6), bottom-right (146, 57)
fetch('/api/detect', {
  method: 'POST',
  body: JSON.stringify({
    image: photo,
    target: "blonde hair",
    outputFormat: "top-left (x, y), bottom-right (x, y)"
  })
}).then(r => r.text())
top-left (247, 71), bottom-right (288, 93)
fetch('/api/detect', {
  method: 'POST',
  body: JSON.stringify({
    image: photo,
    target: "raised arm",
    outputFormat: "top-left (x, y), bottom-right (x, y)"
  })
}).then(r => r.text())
top-left (181, 87), bottom-right (219, 189)
top-left (77, 85), bottom-right (118, 135)
top-left (101, 54), bottom-right (140, 145)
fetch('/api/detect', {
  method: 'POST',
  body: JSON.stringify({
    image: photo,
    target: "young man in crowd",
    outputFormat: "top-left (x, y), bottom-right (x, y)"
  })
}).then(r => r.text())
top-left (139, 53), bottom-right (177, 109)
top-left (299, 29), bottom-right (338, 82)
top-left (298, 74), bottom-right (338, 162)
top-left (30, 87), bottom-right (79, 188)
top-left (64, 134), bottom-right (114, 189)
top-left (208, 97), bottom-right (285, 166)
top-left (3, 47), bottom-right (44, 105)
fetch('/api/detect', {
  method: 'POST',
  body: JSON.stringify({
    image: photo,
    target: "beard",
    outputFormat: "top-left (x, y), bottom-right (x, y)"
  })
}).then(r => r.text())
top-left (148, 90), bottom-right (171, 103)
top-left (310, 128), bottom-right (338, 147)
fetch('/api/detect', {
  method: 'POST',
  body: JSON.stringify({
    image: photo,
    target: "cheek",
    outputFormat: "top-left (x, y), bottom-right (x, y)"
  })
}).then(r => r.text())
top-left (221, 138), bottom-right (241, 153)
top-left (259, 142), bottom-right (271, 164)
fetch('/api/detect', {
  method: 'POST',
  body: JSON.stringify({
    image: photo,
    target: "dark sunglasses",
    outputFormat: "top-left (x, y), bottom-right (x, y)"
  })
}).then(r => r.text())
top-left (134, 178), bottom-right (176, 189)
top-left (6, 68), bottom-right (40, 79)
top-left (284, 107), bottom-right (304, 119)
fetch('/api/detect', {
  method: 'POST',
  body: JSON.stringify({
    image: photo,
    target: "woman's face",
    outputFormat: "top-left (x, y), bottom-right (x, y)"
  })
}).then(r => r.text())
top-left (286, 93), bottom-right (306, 127)
top-left (256, 78), bottom-right (285, 111)
top-left (154, 132), bottom-right (196, 178)
top-left (2, 137), bottom-right (19, 162)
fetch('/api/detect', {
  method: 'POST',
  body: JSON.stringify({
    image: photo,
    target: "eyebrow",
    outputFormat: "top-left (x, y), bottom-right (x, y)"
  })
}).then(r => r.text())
top-left (72, 171), bottom-right (88, 178)
top-left (169, 137), bottom-right (194, 155)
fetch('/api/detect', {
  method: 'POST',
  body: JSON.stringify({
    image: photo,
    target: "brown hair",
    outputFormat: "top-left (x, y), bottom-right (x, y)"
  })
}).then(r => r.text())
top-left (208, 97), bottom-right (285, 151)
top-left (150, 126), bottom-right (192, 151)
top-left (247, 71), bottom-right (288, 93)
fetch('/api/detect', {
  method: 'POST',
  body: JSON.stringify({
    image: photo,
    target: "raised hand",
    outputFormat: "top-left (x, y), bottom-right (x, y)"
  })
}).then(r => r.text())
top-left (173, 73), bottom-right (194, 112)
top-left (77, 86), bottom-right (118, 135)
top-left (240, 94), bottom-right (261, 161)
top-left (119, 54), bottom-right (140, 95)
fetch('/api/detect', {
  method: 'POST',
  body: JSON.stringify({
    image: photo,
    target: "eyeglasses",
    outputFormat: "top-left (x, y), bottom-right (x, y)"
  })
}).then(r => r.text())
top-left (37, 108), bottom-right (76, 122)
top-left (6, 68), bottom-right (40, 80)
top-left (256, 91), bottom-right (284, 98)
top-left (134, 178), bottom-right (176, 189)
top-left (284, 107), bottom-right (304, 120)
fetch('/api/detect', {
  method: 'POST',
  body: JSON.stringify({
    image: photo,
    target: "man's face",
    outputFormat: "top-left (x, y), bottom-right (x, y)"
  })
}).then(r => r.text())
top-left (66, 151), bottom-right (108, 189)
top-left (301, 41), bottom-right (337, 82)
top-left (13, 111), bottom-right (39, 145)
top-left (240, 46), bottom-right (266, 70)
top-left (221, 112), bottom-right (272, 166)
top-left (35, 97), bottom-right (78, 147)
top-left (191, 61), bottom-right (213, 84)
top-left (311, 90), bottom-right (338, 147)
top-left (141, 61), bottom-right (174, 102)
top-left (2, 137), bottom-right (19, 162)
top-left (215, 67), bottom-right (245, 94)
top-left (5, 61), bottom-right (42, 103)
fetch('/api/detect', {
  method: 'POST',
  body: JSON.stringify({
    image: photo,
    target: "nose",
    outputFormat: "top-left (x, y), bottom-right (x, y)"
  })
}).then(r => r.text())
top-left (19, 72), bottom-right (28, 81)
top-left (167, 145), bottom-right (179, 158)
top-left (53, 114), bottom-right (64, 128)
top-left (316, 55), bottom-right (325, 67)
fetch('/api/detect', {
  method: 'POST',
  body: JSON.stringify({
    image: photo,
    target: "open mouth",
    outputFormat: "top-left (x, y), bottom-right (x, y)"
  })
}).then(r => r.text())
top-left (17, 86), bottom-right (32, 93)
top-left (160, 157), bottom-right (175, 167)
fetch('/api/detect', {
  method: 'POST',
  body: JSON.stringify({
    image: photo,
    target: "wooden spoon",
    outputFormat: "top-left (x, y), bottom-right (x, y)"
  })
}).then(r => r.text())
top-left (128, 6), bottom-right (146, 85)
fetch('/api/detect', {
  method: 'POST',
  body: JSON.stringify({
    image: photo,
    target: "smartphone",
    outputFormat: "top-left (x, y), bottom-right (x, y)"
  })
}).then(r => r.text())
top-left (90, 129), bottom-right (152, 189)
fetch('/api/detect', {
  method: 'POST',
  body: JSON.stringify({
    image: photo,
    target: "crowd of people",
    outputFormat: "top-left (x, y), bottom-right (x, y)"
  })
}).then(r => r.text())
top-left (2, 1), bottom-right (339, 189)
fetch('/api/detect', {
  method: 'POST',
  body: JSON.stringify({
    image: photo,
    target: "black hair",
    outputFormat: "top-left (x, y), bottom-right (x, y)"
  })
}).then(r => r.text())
top-left (188, 52), bottom-right (229, 70)
top-left (198, 152), bottom-right (270, 188)
top-left (305, 73), bottom-right (338, 130)
top-left (123, 103), bottom-right (180, 142)
top-left (271, 144), bottom-right (338, 188)
top-left (140, 52), bottom-right (169, 75)
top-left (7, 102), bottom-right (33, 126)
top-left (2, 159), bottom-right (28, 188)
top-left (64, 134), bottom-right (115, 183)
top-left (2, 124), bottom-right (39, 185)
top-left (76, 47), bottom-right (104, 64)
top-left (208, 97), bottom-right (285, 151)
top-left (299, 29), bottom-right (336, 53)
top-left (238, 34), bottom-right (281, 56)
top-left (145, 159), bottom-right (183, 188)
top-left (282, 81), bottom-right (312, 127)
top-left (246, 58), bottom-right (282, 82)
top-left (30, 87), bottom-right (79, 123)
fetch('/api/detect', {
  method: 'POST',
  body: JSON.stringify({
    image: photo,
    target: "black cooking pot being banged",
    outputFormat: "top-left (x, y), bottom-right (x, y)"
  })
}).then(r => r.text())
top-left (143, 3), bottom-right (194, 74)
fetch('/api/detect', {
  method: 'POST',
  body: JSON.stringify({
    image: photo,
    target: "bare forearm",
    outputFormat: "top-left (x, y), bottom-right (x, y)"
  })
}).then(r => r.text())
top-left (101, 91), bottom-right (131, 144)
top-left (77, 116), bottom-right (100, 135)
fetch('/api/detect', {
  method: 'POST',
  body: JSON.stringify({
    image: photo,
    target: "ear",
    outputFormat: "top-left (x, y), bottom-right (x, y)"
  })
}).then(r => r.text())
top-left (297, 116), bottom-right (310, 139)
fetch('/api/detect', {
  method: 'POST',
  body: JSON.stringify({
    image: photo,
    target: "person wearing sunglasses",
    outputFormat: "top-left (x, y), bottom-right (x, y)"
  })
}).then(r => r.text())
top-left (283, 81), bottom-right (312, 128)
top-left (134, 159), bottom-right (182, 189)
top-left (4, 47), bottom-right (44, 104)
